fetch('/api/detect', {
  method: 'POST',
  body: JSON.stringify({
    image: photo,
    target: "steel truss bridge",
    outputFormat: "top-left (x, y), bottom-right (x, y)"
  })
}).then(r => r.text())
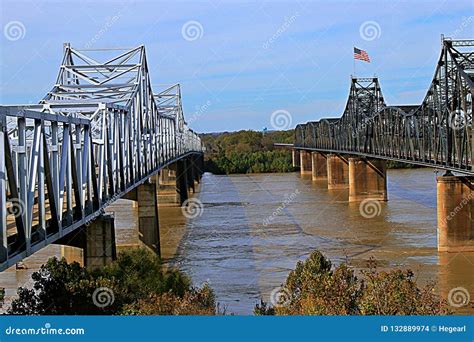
top-left (295, 38), bottom-right (473, 175)
top-left (0, 43), bottom-right (203, 271)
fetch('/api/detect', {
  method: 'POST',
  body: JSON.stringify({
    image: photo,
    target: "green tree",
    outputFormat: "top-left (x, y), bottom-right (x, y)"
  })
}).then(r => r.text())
top-left (8, 248), bottom-right (216, 315)
top-left (255, 251), bottom-right (450, 315)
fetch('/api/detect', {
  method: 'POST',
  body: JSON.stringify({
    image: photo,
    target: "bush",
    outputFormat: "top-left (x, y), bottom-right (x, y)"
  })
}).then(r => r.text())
top-left (8, 248), bottom-right (216, 315)
top-left (255, 251), bottom-right (450, 315)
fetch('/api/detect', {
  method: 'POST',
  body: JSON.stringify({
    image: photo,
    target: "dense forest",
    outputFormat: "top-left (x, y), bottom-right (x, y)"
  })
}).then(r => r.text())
top-left (201, 130), bottom-right (295, 174)
top-left (200, 129), bottom-right (421, 175)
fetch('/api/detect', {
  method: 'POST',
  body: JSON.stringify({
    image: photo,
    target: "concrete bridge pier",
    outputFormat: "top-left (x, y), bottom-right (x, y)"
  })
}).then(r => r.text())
top-left (176, 158), bottom-right (189, 205)
top-left (136, 182), bottom-right (161, 255)
top-left (59, 214), bottom-right (116, 269)
top-left (299, 150), bottom-right (312, 175)
top-left (311, 151), bottom-right (327, 180)
top-left (348, 157), bottom-right (387, 202)
top-left (292, 150), bottom-right (300, 168)
top-left (156, 167), bottom-right (179, 206)
top-left (186, 157), bottom-right (196, 194)
top-left (327, 154), bottom-right (349, 189)
top-left (437, 175), bottom-right (474, 252)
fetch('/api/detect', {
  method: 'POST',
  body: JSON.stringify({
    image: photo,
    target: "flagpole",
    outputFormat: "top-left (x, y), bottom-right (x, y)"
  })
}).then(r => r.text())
top-left (353, 46), bottom-right (356, 76)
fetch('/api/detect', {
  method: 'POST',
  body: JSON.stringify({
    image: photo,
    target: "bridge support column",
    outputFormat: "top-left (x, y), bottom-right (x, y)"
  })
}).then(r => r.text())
top-left (327, 154), bottom-right (349, 189)
top-left (292, 150), bottom-right (300, 168)
top-left (437, 176), bottom-right (474, 252)
top-left (137, 182), bottom-right (161, 256)
top-left (176, 159), bottom-right (189, 205)
top-left (187, 157), bottom-right (195, 193)
top-left (348, 157), bottom-right (387, 202)
top-left (59, 214), bottom-right (116, 269)
top-left (311, 152), bottom-right (327, 180)
top-left (157, 167), bottom-right (179, 206)
top-left (299, 150), bottom-right (312, 175)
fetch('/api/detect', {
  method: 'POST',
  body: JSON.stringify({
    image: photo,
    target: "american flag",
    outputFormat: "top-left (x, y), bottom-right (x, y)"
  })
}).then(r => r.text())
top-left (354, 47), bottom-right (370, 63)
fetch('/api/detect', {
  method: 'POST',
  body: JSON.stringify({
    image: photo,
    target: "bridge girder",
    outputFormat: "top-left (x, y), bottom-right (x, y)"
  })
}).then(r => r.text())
top-left (0, 44), bottom-right (203, 271)
top-left (295, 38), bottom-right (473, 175)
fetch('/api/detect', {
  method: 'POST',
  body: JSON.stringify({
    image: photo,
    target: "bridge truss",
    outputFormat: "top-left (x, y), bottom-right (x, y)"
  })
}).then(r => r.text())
top-left (295, 38), bottom-right (473, 175)
top-left (0, 44), bottom-right (203, 270)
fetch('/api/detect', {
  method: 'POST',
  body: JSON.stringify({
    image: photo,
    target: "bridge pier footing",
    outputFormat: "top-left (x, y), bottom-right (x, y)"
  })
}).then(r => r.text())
top-left (437, 175), bottom-right (474, 252)
top-left (59, 214), bottom-right (116, 269)
top-left (300, 150), bottom-right (312, 175)
top-left (327, 154), bottom-right (349, 189)
top-left (348, 157), bottom-right (387, 202)
top-left (137, 182), bottom-right (161, 256)
top-left (311, 152), bottom-right (327, 180)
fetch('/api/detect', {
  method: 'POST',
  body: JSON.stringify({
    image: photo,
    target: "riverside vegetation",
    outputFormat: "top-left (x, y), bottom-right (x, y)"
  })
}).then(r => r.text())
top-left (2, 249), bottom-right (449, 315)
top-left (201, 130), bottom-right (421, 175)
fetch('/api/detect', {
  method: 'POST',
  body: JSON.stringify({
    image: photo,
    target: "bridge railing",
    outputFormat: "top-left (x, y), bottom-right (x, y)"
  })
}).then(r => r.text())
top-left (0, 103), bottom-right (202, 270)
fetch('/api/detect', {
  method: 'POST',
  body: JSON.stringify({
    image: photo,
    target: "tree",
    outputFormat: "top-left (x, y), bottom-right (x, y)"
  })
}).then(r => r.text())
top-left (255, 251), bottom-right (450, 315)
top-left (8, 248), bottom-right (216, 315)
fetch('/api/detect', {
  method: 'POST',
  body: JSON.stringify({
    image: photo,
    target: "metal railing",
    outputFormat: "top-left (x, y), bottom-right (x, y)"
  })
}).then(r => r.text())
top-left (0, 44), bottom-right (203, 270)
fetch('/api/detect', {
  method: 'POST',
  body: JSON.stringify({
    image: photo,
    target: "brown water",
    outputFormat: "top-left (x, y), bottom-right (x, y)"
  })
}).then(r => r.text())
top-left (1, 169), bottom-right (473, 315)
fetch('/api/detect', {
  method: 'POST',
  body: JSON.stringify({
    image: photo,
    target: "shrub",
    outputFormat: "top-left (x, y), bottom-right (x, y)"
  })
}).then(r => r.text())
top-left (256, 251), bottom-right (450, 315)
top-left (8, 248), bottom-right (216, 315)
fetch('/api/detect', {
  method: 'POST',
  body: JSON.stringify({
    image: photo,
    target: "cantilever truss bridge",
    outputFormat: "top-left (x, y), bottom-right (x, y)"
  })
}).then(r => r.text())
top-left (295, 38), bottom-right (473, 175)
top-left (0, 43), bottom-right (203, 271)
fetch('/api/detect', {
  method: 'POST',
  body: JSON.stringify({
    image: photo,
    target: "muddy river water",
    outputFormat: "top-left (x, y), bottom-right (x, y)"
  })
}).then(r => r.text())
top-left (1, 169), bottom-right (473, 315)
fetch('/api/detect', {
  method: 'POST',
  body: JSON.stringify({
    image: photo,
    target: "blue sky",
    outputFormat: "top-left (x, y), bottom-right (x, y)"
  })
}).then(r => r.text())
top-left (1, 0), bottom-right (472, 132)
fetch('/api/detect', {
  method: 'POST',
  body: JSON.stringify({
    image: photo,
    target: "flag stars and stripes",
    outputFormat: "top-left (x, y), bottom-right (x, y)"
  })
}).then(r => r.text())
top-left (354, 47), bottom-right (370, 62)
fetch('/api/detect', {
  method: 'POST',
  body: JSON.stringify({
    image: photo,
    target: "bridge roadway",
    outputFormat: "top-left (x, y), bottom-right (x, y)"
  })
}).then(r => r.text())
top-left (290, 37), bottom-right (474, 253)
top-left (0, 44), bottom-right (203, 271)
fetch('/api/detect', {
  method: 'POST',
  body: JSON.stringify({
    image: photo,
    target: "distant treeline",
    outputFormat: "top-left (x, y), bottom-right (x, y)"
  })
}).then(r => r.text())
top-left (200, 130), bottom-right (423, 175)
top-left (201, 130), bottom-right (295, 174)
